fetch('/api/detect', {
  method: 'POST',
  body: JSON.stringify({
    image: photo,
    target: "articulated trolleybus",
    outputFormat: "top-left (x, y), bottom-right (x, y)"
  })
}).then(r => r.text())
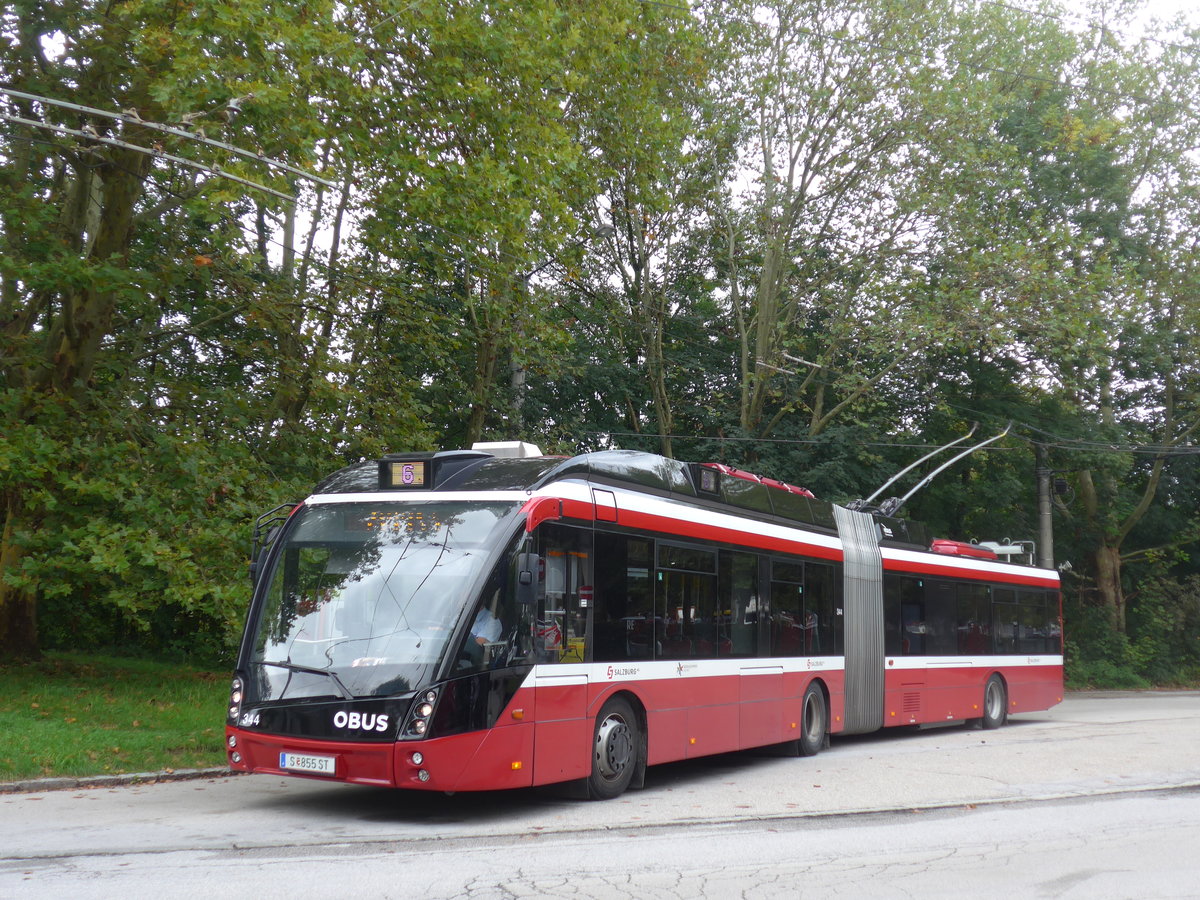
top-left (226, 444), bottom-right (1062, 799)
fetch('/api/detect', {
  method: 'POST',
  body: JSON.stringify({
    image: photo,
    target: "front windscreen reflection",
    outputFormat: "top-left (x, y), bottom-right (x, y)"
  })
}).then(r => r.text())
top-left (249, 501), bottom-right (519, 700)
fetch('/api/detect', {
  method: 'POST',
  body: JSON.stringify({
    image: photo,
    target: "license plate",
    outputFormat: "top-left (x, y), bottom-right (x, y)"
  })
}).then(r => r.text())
top-left (279, 751), bottom-right (336, 775)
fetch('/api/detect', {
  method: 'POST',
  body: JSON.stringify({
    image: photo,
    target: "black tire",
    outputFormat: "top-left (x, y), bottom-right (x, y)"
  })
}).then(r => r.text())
top-left (982, 674), bottom-right (1007, 730)
top-left (588, 696), bottom-right (639, 800)
top-left (798, 682), bottom-right (827, 757)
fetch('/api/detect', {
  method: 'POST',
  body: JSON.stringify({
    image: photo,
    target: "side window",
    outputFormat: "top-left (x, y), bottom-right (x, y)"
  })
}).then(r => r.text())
top-left (657, 543), bottom-right (718, 659)
top-left (534, 524), bottom-right (593, 664)
top-left (1017, 589), bottom-right (1052, 654)
top-left (925, 580), bottom-right (957, 656)
top-left (805, 562), bottom-right (841, 657)
top-left (1048, 593), bottom-right (1063, 654)
top-left (883, 575), bottom-right (905, 656)
top-left (769, 559), bottom-right (806, 656)
top-left (899, 577), bottom-right (927, 656)
top-left (993, 588), bottom-right (1018, 654)
top-left (719, 550), bottom-right (760, 657)
top-left (593, 532), bottom-right (653, 662)
top-left (957, 582), bottom-right (991, 655)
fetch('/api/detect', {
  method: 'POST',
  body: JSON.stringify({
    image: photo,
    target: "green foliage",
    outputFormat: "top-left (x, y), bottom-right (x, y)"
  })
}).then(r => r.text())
top-left (1, 0), bottom-right (1199, 684)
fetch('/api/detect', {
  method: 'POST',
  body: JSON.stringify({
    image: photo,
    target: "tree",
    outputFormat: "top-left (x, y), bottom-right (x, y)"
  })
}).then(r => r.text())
top-left (704, 0), bottom-right (1066, 447)
top-left (563, 2), bottom-right (731, 457)
top-left (983, 9), bottom-right (1200, 634)
top-left (0, 0), bottom-right (360, 658)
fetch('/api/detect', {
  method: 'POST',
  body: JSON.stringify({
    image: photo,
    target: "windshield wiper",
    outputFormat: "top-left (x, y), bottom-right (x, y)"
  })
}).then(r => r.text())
top-left (260, 659), bottom-right (354, 699)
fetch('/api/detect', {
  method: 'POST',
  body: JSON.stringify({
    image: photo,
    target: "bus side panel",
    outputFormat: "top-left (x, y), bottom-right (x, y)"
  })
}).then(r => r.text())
top-left (1004, 662), bottom-right (1064, 714)
top-left (395, 732), bottom-right (486, 789)
top-left (739, 666), bottom-right (784, 749)
top-left (923, 665), bottom-right (987, 723)
top-left (882, 660), bottom-right (1064, 726)
top-left (883, 664), bottom-right (927, 726)
top-left (531, 717), bottom-right (592, 784)
top-left (532, 671), bottom-right (591, 785)
top-left (397, 682), bottom-right (541, 791)
top-left (646, 705), bottom-right (688, 765)
top-left (778, 669), bottom-right (846, 737)
top-left (884, 663), bottom-right (988, 725)
top-left (438, 721), bottom-right (537, 792)
top-left (687, 704), bottom-right (740, 758)
top-left (635, 673), bottom-right (741, 759)
top-left (599, 676), bottom-right (742, 765)
top-left (827, 670), bottom-right (847, 735)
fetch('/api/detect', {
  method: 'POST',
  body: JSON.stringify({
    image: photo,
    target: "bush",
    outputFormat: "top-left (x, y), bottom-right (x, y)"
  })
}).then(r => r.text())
top-left (1126, 575), bottom-right (1200, 686)
top-left (1063, 574), bottom-right (1200, 689)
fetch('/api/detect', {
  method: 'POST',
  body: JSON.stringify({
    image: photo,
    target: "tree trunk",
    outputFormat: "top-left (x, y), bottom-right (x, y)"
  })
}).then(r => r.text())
top-left (1093, 543), bottom-right (1126, 635)
top-left (466, 291), bottom-right (503, 446)
top-left (0, 492), bottom-right (39, 660)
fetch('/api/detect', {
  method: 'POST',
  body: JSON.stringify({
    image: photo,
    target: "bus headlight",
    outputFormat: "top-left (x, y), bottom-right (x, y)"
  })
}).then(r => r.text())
top-left (405, 689), bottom-right (438, 738)
top-left (228, 676), bottom-right (244, 724)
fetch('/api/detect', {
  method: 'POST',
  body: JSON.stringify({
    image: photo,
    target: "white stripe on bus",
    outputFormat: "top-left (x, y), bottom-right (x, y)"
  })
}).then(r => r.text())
top-left (308, 482), bottom-right (1058, 587)
top-left (522, 654), bottom-right (1062, 688)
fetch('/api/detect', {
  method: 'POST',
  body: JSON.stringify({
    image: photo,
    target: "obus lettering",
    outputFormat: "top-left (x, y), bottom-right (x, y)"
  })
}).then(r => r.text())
top-left (332, 710), bottom-right (390, 732)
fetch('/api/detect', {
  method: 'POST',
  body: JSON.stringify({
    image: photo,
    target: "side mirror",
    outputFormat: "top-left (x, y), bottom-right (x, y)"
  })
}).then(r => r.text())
top-left (516, 553), bottom-right (539, 606)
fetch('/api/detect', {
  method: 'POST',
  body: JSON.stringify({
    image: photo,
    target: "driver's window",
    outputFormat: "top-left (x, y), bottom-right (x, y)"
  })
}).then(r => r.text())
top-left (456, 558), bottom-right (516, 672)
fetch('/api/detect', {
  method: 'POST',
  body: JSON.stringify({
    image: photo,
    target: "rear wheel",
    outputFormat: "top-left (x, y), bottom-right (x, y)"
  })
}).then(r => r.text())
top-left (798, 682), bottom-right (827, 757)
top-left (588, 697), bottom-right (639, 800)
top-left (982, 674), bottom-right (1007, 729)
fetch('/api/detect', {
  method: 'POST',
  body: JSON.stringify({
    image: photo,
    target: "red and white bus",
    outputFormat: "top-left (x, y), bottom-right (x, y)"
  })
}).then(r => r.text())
top-left (226, 445), bottom-right (1062, 799)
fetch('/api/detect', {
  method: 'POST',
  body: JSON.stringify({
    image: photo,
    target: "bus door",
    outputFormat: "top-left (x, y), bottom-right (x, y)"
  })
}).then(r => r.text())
top-left (531, 523), bottom-right (594, 784)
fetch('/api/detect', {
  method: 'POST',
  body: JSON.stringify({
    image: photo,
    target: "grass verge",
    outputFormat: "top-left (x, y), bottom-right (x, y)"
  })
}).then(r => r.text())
top-left (0, 652), bottom-right (228, 782)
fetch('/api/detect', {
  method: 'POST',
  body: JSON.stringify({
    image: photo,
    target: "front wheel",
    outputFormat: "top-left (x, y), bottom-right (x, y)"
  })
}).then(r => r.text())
top-left (798, 682), bottom-right (827, 757)
top-left (588, 696), bottom-right (640, 800)
top-left (982, 674), bottom-right (1007, 730)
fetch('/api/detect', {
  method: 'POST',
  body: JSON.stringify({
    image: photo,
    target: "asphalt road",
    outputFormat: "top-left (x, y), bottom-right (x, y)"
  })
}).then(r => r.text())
top-left (2, 691), bottom-right (1198, 898)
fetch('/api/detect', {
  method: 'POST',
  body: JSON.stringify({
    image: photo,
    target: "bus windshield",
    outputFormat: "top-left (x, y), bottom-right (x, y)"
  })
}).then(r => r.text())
top-left (247, 500), bottom-right (520, 701)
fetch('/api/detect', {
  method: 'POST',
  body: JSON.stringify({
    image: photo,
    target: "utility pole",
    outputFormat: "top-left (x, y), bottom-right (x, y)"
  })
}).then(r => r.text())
top-left (1035, 443), bottom-right (1054, 569)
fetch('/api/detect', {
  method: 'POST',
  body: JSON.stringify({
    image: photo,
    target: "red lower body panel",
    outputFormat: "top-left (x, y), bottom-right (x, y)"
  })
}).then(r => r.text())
top-left (226, 722), bottom-right (537, 792)
top-left (882, 660), bottom-right (1063, 726)
top-left (226, 659), bottom-right (1058, 793)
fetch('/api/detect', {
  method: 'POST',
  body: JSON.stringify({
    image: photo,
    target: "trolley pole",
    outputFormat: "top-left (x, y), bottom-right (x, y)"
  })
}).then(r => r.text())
top-left (1036, 444), bottom-right (1054, 570)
